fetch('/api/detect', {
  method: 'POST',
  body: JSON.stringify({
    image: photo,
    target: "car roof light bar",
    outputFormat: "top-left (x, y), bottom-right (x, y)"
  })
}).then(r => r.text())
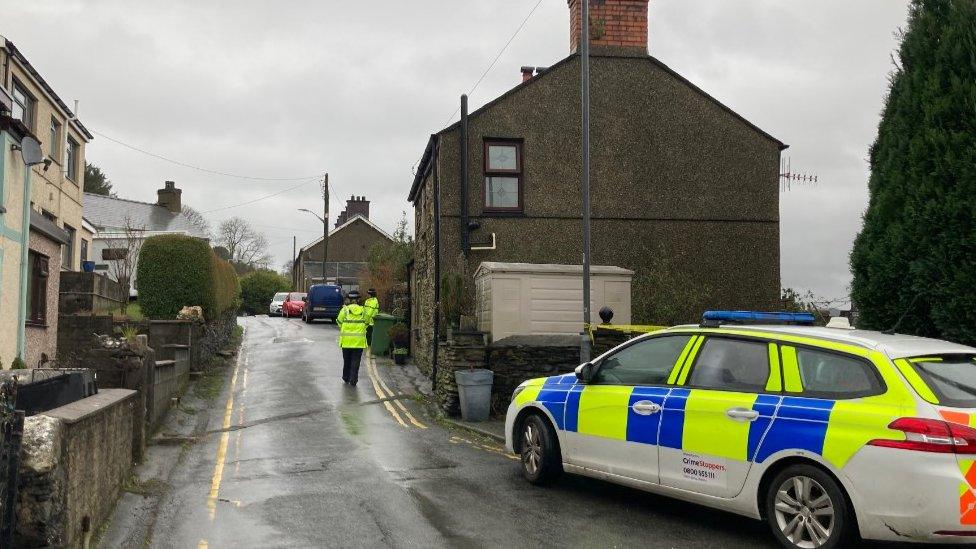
top-left (701, 310), bottom-right (817, 328)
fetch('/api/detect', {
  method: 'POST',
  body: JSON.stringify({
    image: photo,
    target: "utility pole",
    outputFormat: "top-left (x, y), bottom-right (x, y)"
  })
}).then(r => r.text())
top-left (322, 173), bottom-right (329, 284)
top-left (580, 0), bottom-right (593, 363)
top-left (292, 236), bottom-right (297, 288)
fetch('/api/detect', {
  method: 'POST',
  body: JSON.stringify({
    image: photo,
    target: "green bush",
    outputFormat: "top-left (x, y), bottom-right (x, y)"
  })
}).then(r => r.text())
top-left (240, 270), bottom-right (291, 315)
top-left (137, 234), bottom-right (240, 321)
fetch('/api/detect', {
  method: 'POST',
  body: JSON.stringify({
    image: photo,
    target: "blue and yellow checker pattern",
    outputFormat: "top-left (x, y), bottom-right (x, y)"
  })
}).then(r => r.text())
top-left (513, 330), bottom-right (916, 470)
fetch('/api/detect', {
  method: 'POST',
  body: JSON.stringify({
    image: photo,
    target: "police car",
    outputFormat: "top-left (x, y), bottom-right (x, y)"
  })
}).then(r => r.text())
top-left (505, 311), bottom-right (976, 548)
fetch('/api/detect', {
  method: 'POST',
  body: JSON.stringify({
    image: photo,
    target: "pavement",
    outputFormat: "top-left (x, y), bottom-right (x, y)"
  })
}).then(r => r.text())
top-left (97, 316), bottom-right (935, 548)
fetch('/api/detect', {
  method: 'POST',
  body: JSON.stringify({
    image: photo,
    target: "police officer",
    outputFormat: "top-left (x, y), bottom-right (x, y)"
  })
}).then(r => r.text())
top-left (364, 288), bottom-right (380, 345)
top-left (337, 290), bottom-right (368, 386)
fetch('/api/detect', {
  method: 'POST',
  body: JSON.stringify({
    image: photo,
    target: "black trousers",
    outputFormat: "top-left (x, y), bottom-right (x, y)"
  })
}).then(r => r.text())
top-left (342, 348), bottom-right (364, 385)
top-left (366, 325), bottom-right (374, 346)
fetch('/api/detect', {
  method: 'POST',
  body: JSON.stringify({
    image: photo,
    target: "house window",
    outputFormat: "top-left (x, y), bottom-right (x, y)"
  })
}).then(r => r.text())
top-left (66, 138), bottom-right (79, 181)
top-left (80, 239), bottom-right (89, 263)
top-left (27, 251), bottom-right (49, 325)
top-left (41, 210), bottom-right (57, 223)
top-left (484, 140), bottom-right (523, 212)
top-left (63, 224), bottom-right (76, 270)
top-left (50, 117), bottom-right (62, 160)
top-left (11, 81), bottom-right (35, 129)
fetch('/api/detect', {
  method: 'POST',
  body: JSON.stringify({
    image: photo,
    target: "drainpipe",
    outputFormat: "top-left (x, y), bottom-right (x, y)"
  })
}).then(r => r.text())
top-left (459, 95), bottom-right (469, 257)
top-left (17, 146), bottom-right (32, 359)
top-left (431, 137), bottom-right (441, 391)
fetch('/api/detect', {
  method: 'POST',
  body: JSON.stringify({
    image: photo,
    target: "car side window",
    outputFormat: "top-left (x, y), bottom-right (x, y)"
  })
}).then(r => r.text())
top-left (593, 335), bottom-right (692, 386)
top-left (793, 347), bottom-right (884, 398)
top-left (687, 338), bottom-right (770, 393)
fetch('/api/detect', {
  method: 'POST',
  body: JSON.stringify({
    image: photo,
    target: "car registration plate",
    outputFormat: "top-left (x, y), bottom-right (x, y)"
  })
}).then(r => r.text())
top-left (314, 307), bottom-right (326, 311)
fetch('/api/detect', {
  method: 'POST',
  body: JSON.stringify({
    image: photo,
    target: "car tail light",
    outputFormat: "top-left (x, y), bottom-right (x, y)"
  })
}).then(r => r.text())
top-left (868, 417), bottom-right (976, 454)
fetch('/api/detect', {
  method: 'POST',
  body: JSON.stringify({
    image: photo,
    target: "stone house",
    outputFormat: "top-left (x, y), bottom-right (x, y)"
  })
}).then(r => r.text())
top-left (408, 0), bottom-right (787, 373)
top-left (83, 181), bottom-right (210, 297)
top-left (0, 35), bottom-right (92, 366)
top-left (294, 196), bottom-right (394, 291)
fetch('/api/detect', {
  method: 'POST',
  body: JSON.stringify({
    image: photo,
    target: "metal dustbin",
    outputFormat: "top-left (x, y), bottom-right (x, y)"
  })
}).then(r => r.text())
top-left (370, 313), bottom-right (397, 356)
top-left (455, 369), bottom-right (494, 422)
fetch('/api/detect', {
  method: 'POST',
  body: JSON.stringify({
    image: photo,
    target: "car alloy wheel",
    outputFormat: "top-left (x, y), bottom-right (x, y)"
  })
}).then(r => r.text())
top-left (522, 422), bottom-right (543, 476)
top-left (774, 475), bottom-right (834, 548)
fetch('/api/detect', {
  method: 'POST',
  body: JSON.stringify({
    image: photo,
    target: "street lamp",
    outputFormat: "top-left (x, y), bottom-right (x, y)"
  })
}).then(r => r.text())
top-left (299, 208), bottom-right (328, 286)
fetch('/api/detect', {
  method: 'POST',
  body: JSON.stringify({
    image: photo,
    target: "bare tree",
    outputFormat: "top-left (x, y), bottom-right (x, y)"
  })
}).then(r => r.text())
top-left (182, 204), bottom-right (211, 238)
top-left (216, 217), bottom-right (272, 269)
top-left (101, 216), bottom-right (146, 297)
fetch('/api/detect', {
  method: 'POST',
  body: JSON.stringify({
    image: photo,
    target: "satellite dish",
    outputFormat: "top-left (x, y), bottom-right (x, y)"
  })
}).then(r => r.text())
top-left (19, 137), bottom-right (44, 166)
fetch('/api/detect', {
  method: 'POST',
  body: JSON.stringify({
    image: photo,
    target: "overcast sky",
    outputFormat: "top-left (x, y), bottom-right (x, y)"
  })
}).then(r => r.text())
top-left (3, 1), bottom-right (909, 303)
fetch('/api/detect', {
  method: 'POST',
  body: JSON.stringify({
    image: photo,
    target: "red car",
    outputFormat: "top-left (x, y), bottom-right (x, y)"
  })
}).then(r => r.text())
top-left (281, 292), bottom-right (307, 318)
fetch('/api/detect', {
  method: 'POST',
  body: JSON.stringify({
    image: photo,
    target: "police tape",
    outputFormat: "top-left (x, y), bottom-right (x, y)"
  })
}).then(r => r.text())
top-left (583, 324), bottom-right (667, 343)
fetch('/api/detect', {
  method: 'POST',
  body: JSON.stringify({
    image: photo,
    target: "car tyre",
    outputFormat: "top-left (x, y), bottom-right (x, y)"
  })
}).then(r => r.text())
top-left (764, 464), bottom-right (853, 549)
top-left (519, 414), bottom-right (562, 486)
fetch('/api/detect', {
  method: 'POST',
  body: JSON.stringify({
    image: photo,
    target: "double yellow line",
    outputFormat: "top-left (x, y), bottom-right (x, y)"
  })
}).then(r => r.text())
top-left (365, 351), bottom-right (427, 430)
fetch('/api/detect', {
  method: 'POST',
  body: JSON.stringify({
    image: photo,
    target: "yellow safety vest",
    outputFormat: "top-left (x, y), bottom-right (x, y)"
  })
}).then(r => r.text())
top-left (337, 304), bottom-right (368, 348)
top-left (364, 297), bottom-right (380, 326)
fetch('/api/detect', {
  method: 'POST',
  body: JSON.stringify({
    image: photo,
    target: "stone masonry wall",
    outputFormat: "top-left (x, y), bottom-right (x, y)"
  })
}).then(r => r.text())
top-left (16, 389), bottom-right (136, 548)
top-left (434, 332), bottom-right (487, 416)
top-left (488, 335), bottom-right (580, 413)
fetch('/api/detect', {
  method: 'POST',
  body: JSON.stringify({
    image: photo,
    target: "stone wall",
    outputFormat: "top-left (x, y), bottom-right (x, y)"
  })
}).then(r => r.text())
top-left (16, 389), bottom-right (136, 548)
top-left (58, 271), bottom-right (126, 316)
top-left (488, 335), bottom-right (580, 413)
top-left (434, 332), bottom-right (487, 416)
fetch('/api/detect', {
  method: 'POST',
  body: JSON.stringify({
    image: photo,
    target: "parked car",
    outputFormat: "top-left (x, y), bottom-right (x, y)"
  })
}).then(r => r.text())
top-left (269, 292), bottom-right (288, 316)
top-left (506, 310), bottom-right (976, 548)
top-left (303, 284), bottom-right (343, 323)
top-left (282, 292), bottom-right (307, 318)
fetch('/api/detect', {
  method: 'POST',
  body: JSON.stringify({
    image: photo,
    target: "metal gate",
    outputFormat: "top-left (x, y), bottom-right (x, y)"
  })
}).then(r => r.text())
top-left (0, 377), bottom-right (23, 546)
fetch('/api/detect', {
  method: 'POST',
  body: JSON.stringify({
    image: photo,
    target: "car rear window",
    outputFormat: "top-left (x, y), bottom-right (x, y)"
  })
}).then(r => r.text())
top-left (909, 355), bottom-right (976, 408)
top-left (794, 347), bottom-right (884, 399)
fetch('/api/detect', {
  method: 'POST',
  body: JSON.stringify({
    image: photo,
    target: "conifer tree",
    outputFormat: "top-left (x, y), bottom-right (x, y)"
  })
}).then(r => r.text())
top-left (850, 0), bottom-right (976, 344)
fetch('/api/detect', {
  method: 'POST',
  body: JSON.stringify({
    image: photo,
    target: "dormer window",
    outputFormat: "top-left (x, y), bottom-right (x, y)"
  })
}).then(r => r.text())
top-left (484, 140), bottom-right (523, 212)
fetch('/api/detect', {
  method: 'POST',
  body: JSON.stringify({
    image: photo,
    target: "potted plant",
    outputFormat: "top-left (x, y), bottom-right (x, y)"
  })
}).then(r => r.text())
top-left (388, 322), bottom-right (410, 365)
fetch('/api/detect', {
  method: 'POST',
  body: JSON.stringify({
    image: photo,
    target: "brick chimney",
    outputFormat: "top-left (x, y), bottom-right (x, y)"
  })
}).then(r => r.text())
top-left (157, 181), bottom-right (182, 213)
top-left (568, 0), bottom-right (649, 54)
top-left (521, 66), bottom-right (536, 83)
top-left (334, 195), bottom-right (370, 228)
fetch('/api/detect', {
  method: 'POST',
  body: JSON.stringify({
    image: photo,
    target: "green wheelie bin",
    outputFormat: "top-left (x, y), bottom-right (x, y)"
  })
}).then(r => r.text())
top-left (370, 313), bottom-right (397, 356)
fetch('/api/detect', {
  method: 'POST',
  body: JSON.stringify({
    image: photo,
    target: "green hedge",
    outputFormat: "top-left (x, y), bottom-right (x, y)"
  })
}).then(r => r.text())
top-left (240, 270), bottom-right (292, 315)
top-left (137, 234), bottom-right (240, 321)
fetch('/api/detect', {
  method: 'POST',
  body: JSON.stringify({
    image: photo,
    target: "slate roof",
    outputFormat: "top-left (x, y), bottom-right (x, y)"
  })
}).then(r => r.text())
top-left (83, 193), bottom-right (209, 238)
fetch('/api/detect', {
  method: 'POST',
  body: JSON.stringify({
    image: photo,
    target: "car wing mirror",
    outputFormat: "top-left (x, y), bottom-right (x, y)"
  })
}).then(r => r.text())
top-left (575, 362), bottom-right (596, 383)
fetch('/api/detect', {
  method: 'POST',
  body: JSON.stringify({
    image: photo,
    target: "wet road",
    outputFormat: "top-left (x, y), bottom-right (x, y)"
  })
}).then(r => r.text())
top-left (149, 316), bottom-right (784, 548)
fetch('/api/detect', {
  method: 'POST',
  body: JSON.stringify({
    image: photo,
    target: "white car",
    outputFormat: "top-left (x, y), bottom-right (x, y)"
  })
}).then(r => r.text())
top-left (269, 292), bottom-right (288, 316)
top-left (506, 311), bottom-right (976, 548)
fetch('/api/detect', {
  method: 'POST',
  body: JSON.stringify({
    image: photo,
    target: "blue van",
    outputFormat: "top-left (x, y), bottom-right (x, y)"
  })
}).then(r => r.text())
top-left (302, 284), bottom-right (344, 323)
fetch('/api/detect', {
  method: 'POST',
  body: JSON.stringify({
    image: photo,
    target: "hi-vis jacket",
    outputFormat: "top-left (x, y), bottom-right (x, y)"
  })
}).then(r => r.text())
top-left (336, 304), bottom-right (368, 348)
top-left (364, 297), bottom-right (380, 326)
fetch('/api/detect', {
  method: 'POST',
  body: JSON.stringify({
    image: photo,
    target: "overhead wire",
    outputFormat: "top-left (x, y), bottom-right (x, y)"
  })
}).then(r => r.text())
top-left (412, 0), bottom-right (545, 175)
top-left (201, 178), bottom-right (319, 214)
top-left (93, 130), bottom-right (323, 182)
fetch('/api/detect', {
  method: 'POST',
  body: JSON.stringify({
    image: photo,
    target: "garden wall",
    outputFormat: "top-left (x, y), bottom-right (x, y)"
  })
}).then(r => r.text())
top-left (15, 389), bottom-right (136, 548)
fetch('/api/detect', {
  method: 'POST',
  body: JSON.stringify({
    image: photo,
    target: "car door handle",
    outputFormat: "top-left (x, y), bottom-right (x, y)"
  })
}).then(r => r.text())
top-left (726, 407), bottom-right (760, 422)
top-left (631, 401), bottom-right (662, 416)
